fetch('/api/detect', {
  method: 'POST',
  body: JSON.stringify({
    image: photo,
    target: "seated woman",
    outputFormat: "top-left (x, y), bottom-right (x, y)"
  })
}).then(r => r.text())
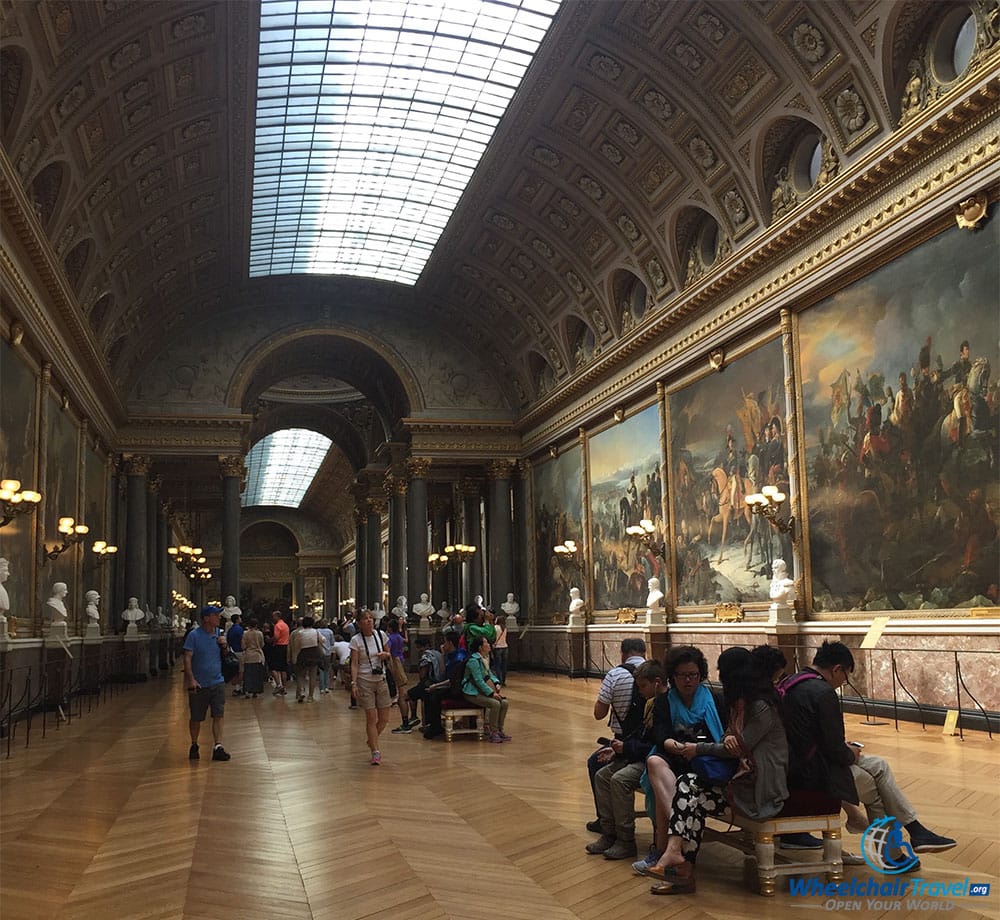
top-left (461, 634), bottom-right (510, 743)
top-left (641, 647), bottom-right (788, 895)
top-left (639, 646), bottom-right (725, 866)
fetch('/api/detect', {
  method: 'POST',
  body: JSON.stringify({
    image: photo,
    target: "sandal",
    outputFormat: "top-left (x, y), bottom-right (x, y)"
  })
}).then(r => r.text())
top-left (650, 877), bottom-right (696, 896)
top-left (636, 864), bottom-right (682, 880)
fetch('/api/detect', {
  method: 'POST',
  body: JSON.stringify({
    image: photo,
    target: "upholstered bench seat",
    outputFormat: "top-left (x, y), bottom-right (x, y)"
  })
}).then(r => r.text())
top-left (440, 703), bottom-right (486, 742)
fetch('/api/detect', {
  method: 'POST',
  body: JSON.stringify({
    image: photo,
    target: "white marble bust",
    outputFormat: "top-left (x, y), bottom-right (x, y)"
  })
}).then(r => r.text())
top-left (0, 557), bottom-right (9, 620)
top-left (45, 582), bottom-right (69, 623)
top-left (500, 592), bottom-right (519, 625)
top-left (85, 590), bottom-right (100, 623)
top-left (433, 601), bottom-right (450, 625)
top-left (769, 559), bottom-right (795, 606)
top-left (391, 595), bottom-right (408, 619)
top-left (568, 586), bottom-right (586, 624)
top-left (122, 596), bottom-right (144, 626)
top-left (412, 593), bottom-right (433, 625)
top-left (646, 577), bottom-right (664, 611)
top-left (222, 595), bottom-right (241, 620)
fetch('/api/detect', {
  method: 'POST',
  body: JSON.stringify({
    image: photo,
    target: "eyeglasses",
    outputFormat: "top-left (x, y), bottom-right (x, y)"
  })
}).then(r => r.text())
top-left (673, 671), bottom-right (701, 681)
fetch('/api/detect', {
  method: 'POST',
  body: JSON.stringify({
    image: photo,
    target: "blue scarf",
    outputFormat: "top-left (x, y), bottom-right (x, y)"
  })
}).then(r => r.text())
top-left (668, 683), bottom-right (724, 742)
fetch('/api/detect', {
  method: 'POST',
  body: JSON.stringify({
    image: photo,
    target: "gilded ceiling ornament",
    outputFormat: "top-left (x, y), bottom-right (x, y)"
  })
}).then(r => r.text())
top-left (641, 89), bottom-right (673, 122)
top-left (673, 42), bottom-right (703, 73)
top-left (584, 230), bottom-right (608, 257)
top-left (616, 214), bottom-right (640, 243)
top-left (57, 83), bottom-right (87, 120)
top-left (558, 196), bottom-right (580, 218)
top-left (531, 145), bottom-right (560, 168)
top-left (688, 135), bottom-right (716, 170)
top-left (565, 93), bottom-right (598, 131)
top-left (182, 119), bottom-right (211, 140)
top-left (143, 187), bottom-right (166, 206)
top-left (815, 138), bottom-right (839, 186)
top-left (56, 223), bottom-right (78, 253)
top-left (601, 142), bottom-right (624, 164)
top-left (645, 258), bottom-right (666, 290)
top-left (792, 22), bottom-right (827, 63)
top-left (614, 120), bottom-right (640, 145)
top-left (16, 136), bottom-right (39, 178)
top-left (130, 144), bottom-right (158, 169)
top-left (508, 265), bottom-right (525, 281)
top-left (110, 41), bottom-right (142, 73)
top-left (590, 309), bottom-right (608, 334)
top-left (108, 248), bottom-right (130, 271)
top-left (835, 87), bottom-right (868, 132)
top-left (900, 63), bottom-right (926, 124)
top-left (189, 194), bottom-right (215, 210)
top-left (635, 0), bottom-right (663, 31)
top-left (516, 252), bottom-right (535, 271)
top-left (519, 175), bottom-right (542, 201)
top-left (174, 60), bottom-right (195, 95)
top-left (146, 214), bottom-right (169, 235)
top-left (172, 13), bottom-right (207, 39)
top-left (137, 169), bottom-right (163, 193)
top-left (770, 166), bottom-right (798, 219)
top-left (722, 188), bottom-right (749, 226)
top-left (695, 12), bottom-right (727, 44)
top-left (531, 238), bottom-right (554, 260)
top-left (491, 212), bottom-right (515, 231)
top-left (588, 53), bottom-right (623, 82)
top-left (53, 3), bottom-right (73, 37)
top-left (549, 211), bottom-right (569, 231)
top-left (565, 271), bottom-right (584, 293)
top-left (495, 286), bottom-right (514, 303)
top-left (123, 80), bottom-right (148, 103)
top-left (577, 175), bottom-right (604, 201)
top-left (954, 191), bottom-right (988, 230)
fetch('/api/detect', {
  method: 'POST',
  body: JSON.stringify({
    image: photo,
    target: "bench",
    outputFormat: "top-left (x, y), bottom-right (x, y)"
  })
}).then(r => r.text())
top-left (441, 706), bottom-right (486, 742)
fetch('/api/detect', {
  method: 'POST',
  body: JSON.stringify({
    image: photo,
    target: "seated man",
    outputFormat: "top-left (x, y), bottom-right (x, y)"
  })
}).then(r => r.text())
top-left (587, 660), bottom-right (666, 860)
top-left (421, 628), bottom-right (468, 740)
top-left (586, 638), bottom-right (648, 832)
top-left (407, 636), bottom-right (444, 726)
top-left (780, 641), bottom-right (956, 862)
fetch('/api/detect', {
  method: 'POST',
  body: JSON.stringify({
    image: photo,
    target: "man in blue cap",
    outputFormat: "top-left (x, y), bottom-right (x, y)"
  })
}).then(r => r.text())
top-left (183, 605), bottom-right (231, 761)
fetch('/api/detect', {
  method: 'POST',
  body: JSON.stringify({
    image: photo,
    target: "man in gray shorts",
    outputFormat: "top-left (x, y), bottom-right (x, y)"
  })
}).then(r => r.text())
top-left (183, 606), bottom-right (231, 761)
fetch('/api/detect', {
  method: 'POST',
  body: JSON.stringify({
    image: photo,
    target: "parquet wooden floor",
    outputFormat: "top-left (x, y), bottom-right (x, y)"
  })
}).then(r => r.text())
top-left (1, 671), bottom-right (997, 920)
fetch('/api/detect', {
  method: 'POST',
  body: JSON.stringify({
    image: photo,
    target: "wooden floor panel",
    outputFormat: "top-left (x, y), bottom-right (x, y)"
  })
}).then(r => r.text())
top-left (2, 671), bottom-right (997, 919)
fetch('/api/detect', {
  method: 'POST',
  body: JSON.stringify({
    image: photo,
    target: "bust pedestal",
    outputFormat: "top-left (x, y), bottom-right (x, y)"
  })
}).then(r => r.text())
top-left (767, 601), bottom-right (796, 626)
top-left (644, 605), bottom-right (668, 626)
top-left (125, 621), bottom-right (139, 638)
top-left (85, 621), bottom-right (101, 639)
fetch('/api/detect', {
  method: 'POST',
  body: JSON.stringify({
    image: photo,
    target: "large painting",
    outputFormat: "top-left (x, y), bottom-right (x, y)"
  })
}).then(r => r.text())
top-left (0, 340), bottom-right (38, 614)
top-left (81, 443), bottom-right (106, 601)
top-left (533, 445), bottom-right (583, 618)
top-left (800, 224), bottom-right (999, 611)
top-left (45, 395), bottom-right (80, 599)
top-left (589, 404), bottom-right (664, 611)
top-left (669, 337), bottom-right (787, 606)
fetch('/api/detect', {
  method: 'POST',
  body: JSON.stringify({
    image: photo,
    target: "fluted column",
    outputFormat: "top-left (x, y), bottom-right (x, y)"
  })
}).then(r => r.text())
top-left (513, 459), bottom-right (532, 620)
top-left (219, 455), bottom-right (244, 604)
top-left (429, 496), bottom-right (450, 608)
top-left (106, 453), bottom-right (121, 622)
top-left (353, 507), bottom-right (366, 607)
top-left (385, 471), bottom-right (408, 611)
top-left (123, 455), bottom-right (151, 612)
top-left (486, 459), bottom-right (515, 606)
top-left (157, 500), bottom-right (170, 617)
top-left (461, 478), bottom-right (483, 603)
top-left (405, 457), bottom-right (431, 607)
top-left (366, 497), bottom-right (386, 609)
top-left (294, 569), bottom-right (306, 613)
top-left (326, 567), bottom-right (339, 619)
top-left (146, 475), bottom-right (160, 616)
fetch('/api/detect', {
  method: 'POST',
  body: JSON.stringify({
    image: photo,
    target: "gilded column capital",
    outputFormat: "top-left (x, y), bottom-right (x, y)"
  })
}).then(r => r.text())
top-left (352, 508), bottom-right (366, 527)
top-left (349, 481), bottom-right (369, 504)
top-left (368, 497), bottom-right (388, 516)
top-left (517, 458), bottom-right (531, 477)
top-left (218, 455), bottom-right (246, 479)
top-left (40, 360), bottom-right (52, 385)
top-left (123, 454), bottom-right (152, 476)
top-left (485, 459), bottom-right (515, 481)
top-left (147, 475), bottom-right (163, 494)
top-left (460, 477), bottom-right (482, 498)
top-left (406, 456), bottom-right (433, 479)
top-left (384, 472), bottom-right (408, 497)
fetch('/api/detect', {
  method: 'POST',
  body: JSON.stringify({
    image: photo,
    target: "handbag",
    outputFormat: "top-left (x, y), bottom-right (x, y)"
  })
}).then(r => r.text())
top-left (690, 754), bottom-right (739, 784)
top-left (220, 648), bottom-right (240, 683)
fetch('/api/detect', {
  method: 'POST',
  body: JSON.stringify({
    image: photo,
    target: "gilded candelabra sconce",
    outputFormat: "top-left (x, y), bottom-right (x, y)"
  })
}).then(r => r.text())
top-left (745, 486), bottom-right (794, 536)
top-left (168, 544), bottom-right (209, 580)
top-left (44, 516), bottom-right (89, 561)
top-left (0, 479), bottom-right (42, 527)
top-left (91, 540), bottom-right (119, 563)
top-left (553, 539), bottom-right (583, 571)
top-left (625, 518), bottom-right (667, 562)
top-left (444, 543), bottom-right (476, 563)
top-left (428, 551), bottom-right (449, 571)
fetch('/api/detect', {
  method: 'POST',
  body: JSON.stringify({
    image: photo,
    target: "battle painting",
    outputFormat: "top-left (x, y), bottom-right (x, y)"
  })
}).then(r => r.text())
top-left (533, 445), bottom-right (583, 619)
top-left (588, 404), bottom-right (664, 611)
top-left (669, 337), bottom-right (787, 606)
top-left (800, 224), bottom-right (999, 611)
top-left (45, 395), bottom-right (80, 596)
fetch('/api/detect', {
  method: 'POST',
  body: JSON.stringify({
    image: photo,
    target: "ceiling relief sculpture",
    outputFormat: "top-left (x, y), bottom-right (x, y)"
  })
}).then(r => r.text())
top-left (2, 0), bottom-right (995, 425)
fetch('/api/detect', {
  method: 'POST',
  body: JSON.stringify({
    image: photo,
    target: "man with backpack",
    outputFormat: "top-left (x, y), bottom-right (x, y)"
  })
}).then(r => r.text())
top-left (585, 638), bottom-right (647, 832)
top-left (587, 659), bottom-right (666, 859)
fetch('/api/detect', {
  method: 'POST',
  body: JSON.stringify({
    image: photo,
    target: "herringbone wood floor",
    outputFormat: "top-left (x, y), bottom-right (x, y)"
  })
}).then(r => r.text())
top-left (1, 670), bottom-right (997, 920)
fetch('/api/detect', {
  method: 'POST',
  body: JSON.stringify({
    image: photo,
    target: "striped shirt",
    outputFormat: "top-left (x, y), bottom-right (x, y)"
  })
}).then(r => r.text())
top-left (598, 655), bottom-right (645, 734)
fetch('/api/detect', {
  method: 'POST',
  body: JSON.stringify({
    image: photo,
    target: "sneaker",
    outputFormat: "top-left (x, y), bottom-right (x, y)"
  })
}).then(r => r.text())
top-left (603, 840), bottom-right (638, 860)
top-left (779, 833), bottom-right (824, 849)
top-left (489, 731), bottom-right (505, 743)
top-left (632, 846), bottom-right (663, 875)
top-left (370, 750), bottom-right (381, 765)
top-left (297, 696), bottom-right (305, 703)
top-left (497, 731), bottom-right (513, 741)
top-left (422, 726), bottom-right (444, 739)
top-left (405, 717), bottom-right (421, 729)
top-left (586, 834), bottom-right (616, 855)
top-left (188, 743), bottom-right (199, 760)
top-left (842, 851), bottom-right (866, 866)
top-left (211, 745), bottom-right (231, 762)
top-left (910, 830), bottom-right (957, 853)
top-left (391, 724), bottom-right (413, 734)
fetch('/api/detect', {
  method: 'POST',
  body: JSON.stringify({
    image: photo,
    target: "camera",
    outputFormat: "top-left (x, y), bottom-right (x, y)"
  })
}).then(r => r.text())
top-left (370, 666), bottom-right (383, 676)
top-left (597, 736), bottom-right (612, 746)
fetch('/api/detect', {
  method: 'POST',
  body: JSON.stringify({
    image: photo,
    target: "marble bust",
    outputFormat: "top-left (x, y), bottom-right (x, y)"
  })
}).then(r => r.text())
top-left (45, 582), bottom-right (69, 624)
top-left (568, 586), bottom-right (586, 625)
top-left (500, 592), bottom-right (519, 626)
top-left (122, 596), bottom-right (144, 633)
top-left (646, 577), bottom-right (664, 611)
top-left (433, 601), bottom-right (450, 626)
top-left (221, 595), bottom-right (241, 620)
top-left (391, 595), bottom-right (408, 620)
top-left (769, 559), bottom-right (795, 606)
top-left (0, 557), bottom-right (9, 620)
top-left (412, 593), bottom-right (434, 626)
top-left (85, 590), bottom-right (100, 623)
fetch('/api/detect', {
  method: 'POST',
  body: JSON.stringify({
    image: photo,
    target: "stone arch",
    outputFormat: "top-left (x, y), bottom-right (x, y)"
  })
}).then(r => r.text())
top-left (1, 46), bottom-right (30, 147)
top-left (248, 405), bottom-right (368, 474)
top-left (756, 115), bottom-right (828, 222)
top-left (563, 313), bottom-right (596, 370)
top-left (88, 291), bottom-right (113, 340)
top-left (228, 326), bottom-right (417, 438)
top-left (526, 350), bottom-right (555, 398)
top-left (668, 205), bottom-right (724, 287)
top-left (608, 269), bottom-right (648, 334)
top-left (63, 237), bottom-right (93, 292)
top-left (240, 520), bottom-right (300, 556)
top-left (29, 160), bottom-right (69, 230)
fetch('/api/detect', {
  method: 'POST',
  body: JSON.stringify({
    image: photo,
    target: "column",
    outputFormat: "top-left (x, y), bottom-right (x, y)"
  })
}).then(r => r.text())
top-left (461, 478), bottom-right (482, 603)
top-left (405, 457), bottom-right (431, 607)
top-left (156, 502), bottom-right (169, 618)
top-left (32, 362), bottom-right (51, 631)
top-left (219, 455), bottom-right (244, 604)
top-left (106, 453), bottom-right (120, 625)
top-left (429, 496), bottom-right (450, 609)
top-left (366, 498), bottom-right (385, 609)
top-left (385, 471), bottom-right (407, 612)
top-left (123, 455), bottom-right (151, 611)
top-left (294, 569), bottom-right (306, 613)
top-left (353, 507), bottom-right (366, 608)
top-left (486, 460), bottom-right (514, 606)
top-left (326, 568), bottom-right (339, 619)
top-left (146, 475), bottom-right (160, 616)
top-left (513, 459), bottom-right (531, 620)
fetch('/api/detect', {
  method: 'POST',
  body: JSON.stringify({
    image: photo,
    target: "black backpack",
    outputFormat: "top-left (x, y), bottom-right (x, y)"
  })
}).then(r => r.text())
top-left (609, 662), bottom-right (646, 740)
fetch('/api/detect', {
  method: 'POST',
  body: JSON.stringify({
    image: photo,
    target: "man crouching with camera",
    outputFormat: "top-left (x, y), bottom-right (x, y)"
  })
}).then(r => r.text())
top-left (350, 610), bottom-right (393, 765)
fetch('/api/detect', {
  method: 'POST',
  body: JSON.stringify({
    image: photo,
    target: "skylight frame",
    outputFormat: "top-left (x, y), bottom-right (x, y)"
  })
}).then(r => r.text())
top-left (242, 428), bottom-right (333, 509)
top-left (250, 0), bottom-right (562, 285)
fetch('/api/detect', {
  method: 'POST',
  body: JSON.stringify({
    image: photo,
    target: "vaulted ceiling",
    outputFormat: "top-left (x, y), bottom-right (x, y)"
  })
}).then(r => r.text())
top-left (2, 0), bottom-right (957, 418)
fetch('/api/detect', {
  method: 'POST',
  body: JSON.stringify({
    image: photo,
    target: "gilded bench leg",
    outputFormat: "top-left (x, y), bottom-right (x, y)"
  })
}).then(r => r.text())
top-left (444, 715), bottom-right (454, 742)
top-left (754, 832), bottom-right (777, 896)
top-left (823, 827), bottom-right (843, 881)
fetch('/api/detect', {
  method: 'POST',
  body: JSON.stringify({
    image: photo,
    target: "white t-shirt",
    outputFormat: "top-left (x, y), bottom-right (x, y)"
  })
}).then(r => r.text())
top-left (332, 640), bottom-right (351, 665)
top-left (350, 630), bottom-right (389, 676)
top-left (597, 655), bottom-right (645, 734)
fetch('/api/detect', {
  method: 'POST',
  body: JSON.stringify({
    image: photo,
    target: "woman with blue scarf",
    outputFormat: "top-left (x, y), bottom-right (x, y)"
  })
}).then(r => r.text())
top-left (639, 646), bottom-right (723, 871)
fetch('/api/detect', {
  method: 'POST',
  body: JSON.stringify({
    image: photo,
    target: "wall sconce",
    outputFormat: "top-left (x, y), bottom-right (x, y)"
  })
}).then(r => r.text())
top-left (0, 479), bottom-right (42, 527)
top-left (168, 544), bottom-right (207, 577)
top-left (625, 518), bottom-right (667, 562)
top-left (444, 543), bottom-right (476, 562)
top-left (613, 406), bottom-right (626, 423)
top-left (428, 551), bottom-right (449, 571)
top-left (553, 539), bottom-right (583, 571)
top-left (44, 516), bottom-right (89, 561)
top-left (745, 486), bottom-right (794, 535)
top-left (548, 444), bottom-right (558, 459)
top-left (91, 540), bottom-right (119, 563)
top-left (708, 348), bottom-right (725, 372)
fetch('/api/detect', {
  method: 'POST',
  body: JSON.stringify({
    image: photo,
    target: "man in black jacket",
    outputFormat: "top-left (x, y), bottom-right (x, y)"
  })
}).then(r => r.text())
top-left (782, 641), bottom-right (955, 857)
top-left (586, 660), bottom-right (666, 860)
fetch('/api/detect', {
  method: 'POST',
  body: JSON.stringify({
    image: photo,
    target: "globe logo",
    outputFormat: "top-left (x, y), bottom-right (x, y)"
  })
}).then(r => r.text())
top-left (861, 816), bottom-right (920, 874)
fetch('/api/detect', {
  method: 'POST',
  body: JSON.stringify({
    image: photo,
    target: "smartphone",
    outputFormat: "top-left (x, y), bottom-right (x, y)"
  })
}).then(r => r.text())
top-left (848, 741), bottom-right (865, 749)
top-left (597, 736), bottom-right (612, 746)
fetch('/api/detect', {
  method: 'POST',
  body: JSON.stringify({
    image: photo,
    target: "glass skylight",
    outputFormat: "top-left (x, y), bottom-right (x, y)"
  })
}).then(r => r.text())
top-left (242, 429), bottom-right (333, 508)
top-left (250, 0), bottom-right (562, 285)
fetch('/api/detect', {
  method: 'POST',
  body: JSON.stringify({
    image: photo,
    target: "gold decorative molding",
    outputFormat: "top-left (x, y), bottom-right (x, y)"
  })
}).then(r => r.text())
top-left (367, 497), bottom-right (387, 516)
top-left (218, 455), bottom-right (245, 478)
top-left (616, 607), bottom-right (637, 624)
top-left (123, 454), bottom-right (152, 476)
top-left (384, 472), bottom-right (408, 497)
top-left (714, 602), bottom-right (744, 622)
top-left (405, 456), bottom-right (432, 479)
top-left (954, 190), bottom-right (989, 229)
top-left (485, 458), bottom-right (516, 481)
